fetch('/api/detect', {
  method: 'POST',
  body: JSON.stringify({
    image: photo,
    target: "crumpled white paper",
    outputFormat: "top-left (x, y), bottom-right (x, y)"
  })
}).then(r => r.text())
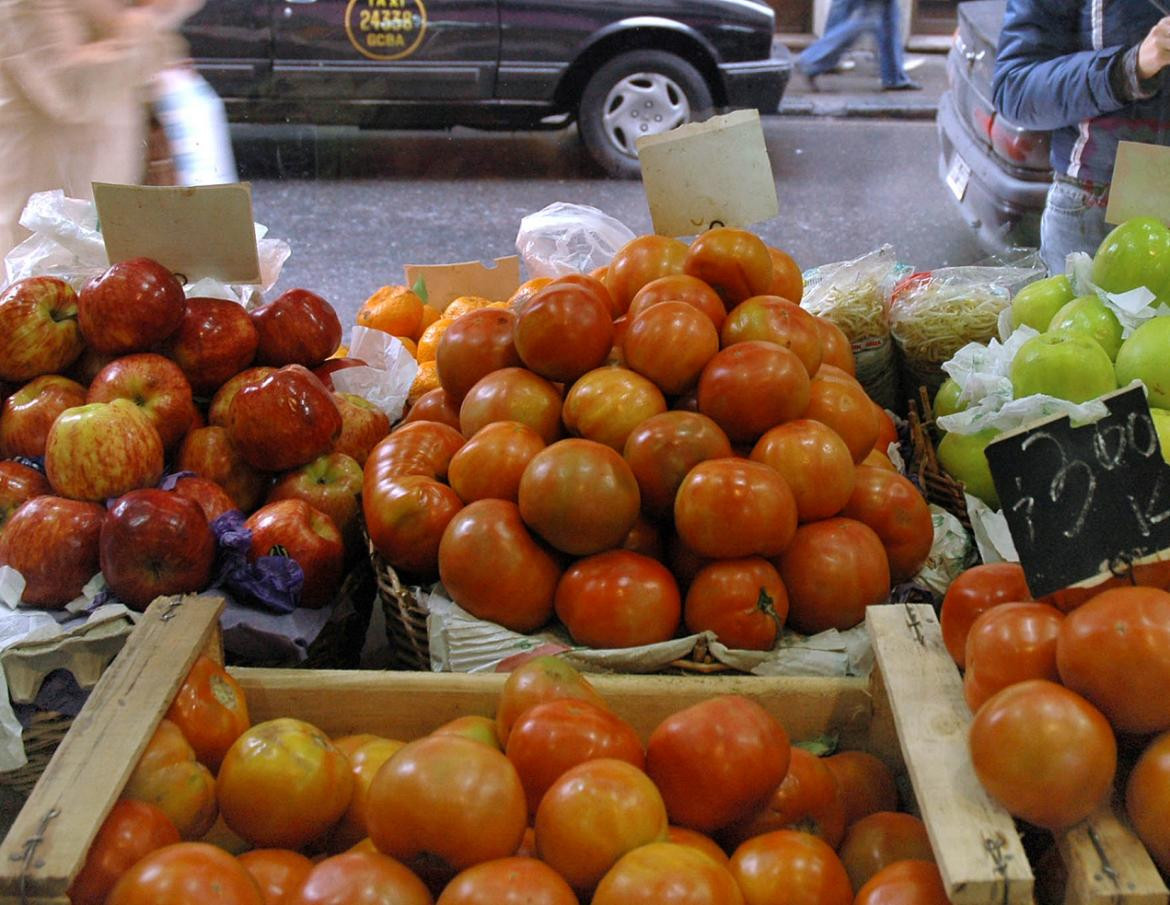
top-left (1066, 251), bottom-right (1170, 336)
top-left (913, 505), bottom-right (978, 597)
top-left (515, 202), bottom-right (636, 278)
top-left (331, 326), bottom-right (419, 422)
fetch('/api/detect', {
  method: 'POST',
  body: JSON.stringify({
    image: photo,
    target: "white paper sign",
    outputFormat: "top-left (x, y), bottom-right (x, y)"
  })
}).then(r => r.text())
top-left (1105, 141), bottom-right (1170, 226)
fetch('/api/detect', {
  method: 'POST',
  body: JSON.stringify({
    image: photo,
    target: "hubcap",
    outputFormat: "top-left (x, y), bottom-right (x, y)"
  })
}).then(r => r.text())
top-left (600, 72), bottom-right (690, 157)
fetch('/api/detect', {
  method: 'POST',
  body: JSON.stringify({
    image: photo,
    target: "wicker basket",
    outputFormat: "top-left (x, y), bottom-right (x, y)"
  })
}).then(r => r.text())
top-left (0, 711), bottom-right (76, 797)
top-left (906, 386), bottom-right (971, 531)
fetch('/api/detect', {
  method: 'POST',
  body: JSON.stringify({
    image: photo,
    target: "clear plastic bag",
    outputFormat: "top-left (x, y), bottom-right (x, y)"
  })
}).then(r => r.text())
top-left (515, 202), bottom-right (636, 277)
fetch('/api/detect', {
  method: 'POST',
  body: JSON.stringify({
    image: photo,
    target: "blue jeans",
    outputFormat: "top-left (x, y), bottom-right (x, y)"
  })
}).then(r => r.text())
top-left (1039, 177), bottom-right (1110, 276)
top-left (799, 0), bottom-right (912, 88)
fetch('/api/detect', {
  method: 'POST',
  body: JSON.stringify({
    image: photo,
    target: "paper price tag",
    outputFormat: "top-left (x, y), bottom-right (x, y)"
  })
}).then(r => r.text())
top-left (403, 256), bottom-right (521, 311)
top-left (1105, 141), bottom-right (1170, 226)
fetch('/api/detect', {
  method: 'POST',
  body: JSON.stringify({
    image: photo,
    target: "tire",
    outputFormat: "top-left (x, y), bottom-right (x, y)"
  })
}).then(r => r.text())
top-left (578, 50), bottom-right (714, 179)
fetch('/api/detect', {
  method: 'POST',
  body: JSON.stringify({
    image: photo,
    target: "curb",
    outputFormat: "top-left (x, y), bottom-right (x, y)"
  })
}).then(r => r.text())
top-left (778, 99), bottom-right (939, 119)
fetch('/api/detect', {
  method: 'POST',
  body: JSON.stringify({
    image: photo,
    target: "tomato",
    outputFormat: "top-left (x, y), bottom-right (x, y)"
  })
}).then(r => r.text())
top-left (495, 655), bottom-right (608, 745)
top-left (628, 273), bottom-right (727, 330)
top-left (872, 404), bottom-right (898, 455)
top-left (458, 367), bottom-right (564, 444)
top-left (803, 375), bottom-right (879, 463)
top-left (696, 341), bottom-right (811, 444)
top-left (514, 280), bottom-right (614, 383)
top-left (962, 602), bottom-right (1064, 713)
top-left (666, 826), bottom-right (730, 864)
top-left (592, 841), bottom-right (744, 905)
top-left (939, 562), bottom-right (1032, 668)
top-left (622, 512), bottom-right (666, 560)
top-left (165, 655), bottom-right (250, 773)
top-left (554, 548), bottom-right (681, 647)
top-left (623, 411), bottom-right (733, 520)
top-left (821, 750), bottom-right (898, 827)
top-left (623, 301), bottom-right (720, 396)
top-left (854, 860), bottom-right (948, 905)
top-left (812, 317), bottom-right (855, 375)
top-left (683, 228), bottom-right (773, 307)
top-left (777, 517), bottom-right (891, 634)
top-left (765, 246), bottom-right (804, 304)
top-left (329, 737), bottom-right (408, 851)
top-left (674, 458), bottom-right (798, 560)
top-left (365, 420), bottom-right (465, 485)
top-left (684, 558), bottom-right (788, 651)
top-left (506, 697), bottom-right (645, 815)
top-left (720, 747), bottom-right (847, 851)
top-left (287, 851), bottom-right (432, 905)
top-left (861, 448), bottom-right (897, 471)
top-left (561, 366), bottom-right (667, 451)
top-left (437, 498), bottom-right (561, 632)
top-left (69, 801), bottom-right (180, 905)
top-left (122, 719), bottom-right (217, 840)
top-left (106, 842), bottom-right (264, 905)
top-left (535, 758), bottom-right (669, 894)
top-left (437, 856), bottom-right (577, 905)
top-left (750, 419), bottom-right (856, 522)
top-left (837, 812), bottom-right (934, 891)
top-left (646, 695), bottom-right (790, 833)
top-left (237, 850), bottom-right (314, 905)
top-left (606, 235), bottom-right (689, 314)
top-left (368, 734), bottom-right (527, 872)
top-left (435, 307), bottom-right (522, 401)
top-left (363, 474), bottom-right (463, 577)
top-left (517, 438), bottom-right (641, 555)
top-left (728, 830), bottom-right (852, 905)
top-left (841, 465), bottom-right (934, 583)
top-left (217, 718), bottom-right (353, 850)
top-left (447, 420), bottom-right (545, 504)
top-left (720, 297), bottom-right (822, 377)
top-left (1125, 730), bottom-right (1170, 874)
top-left (402, 387), bottom-right (463, 431)
top-left (969, 679), bottom-right (1116, 830)
top-left (431, 715), bottom-right (501, 749)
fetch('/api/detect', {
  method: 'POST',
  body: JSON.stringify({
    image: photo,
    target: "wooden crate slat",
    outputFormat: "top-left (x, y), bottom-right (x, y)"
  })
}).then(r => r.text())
top-left (1058, 802), bottom-right (1168, 905)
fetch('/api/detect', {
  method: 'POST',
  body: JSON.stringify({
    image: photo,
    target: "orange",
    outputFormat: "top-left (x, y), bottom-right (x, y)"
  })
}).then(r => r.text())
top-left (444, 295), bottom-right (494, 320)
top-left (766, 246), bottom-right (805, 304)
top-left (415, 304), bottom-right (442, 340)
top-left (408, 360), bottom-right (441, 405)
top-left (395, 336), bottom-right (418, 359)
top-left (331, 344), bottom-right (350, 359)
top-left (416, 317), bottom-right (455, 362)
top-left (357, 286), bottom-right (424, 338)
top-left (508, 277), bottom-right (553, 313)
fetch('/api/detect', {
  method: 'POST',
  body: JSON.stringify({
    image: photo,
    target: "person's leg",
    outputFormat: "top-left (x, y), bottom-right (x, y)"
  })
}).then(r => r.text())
top-left (1039, 179), bottom-right (1110, 275)
top-left (799, 12), bottom-right (873, 77)
top-left (875, 0), bottom-right (919, 88)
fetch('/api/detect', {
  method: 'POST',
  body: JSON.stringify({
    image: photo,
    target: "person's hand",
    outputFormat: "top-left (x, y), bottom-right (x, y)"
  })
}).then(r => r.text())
top-left (144, 0), bottom-right (205, 30)
top-left (1137, 17), bottom-right (1170, 81)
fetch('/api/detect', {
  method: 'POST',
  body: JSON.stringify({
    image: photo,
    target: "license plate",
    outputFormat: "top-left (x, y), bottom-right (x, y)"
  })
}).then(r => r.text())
top-left (946, 154), bottom-right (971, 202)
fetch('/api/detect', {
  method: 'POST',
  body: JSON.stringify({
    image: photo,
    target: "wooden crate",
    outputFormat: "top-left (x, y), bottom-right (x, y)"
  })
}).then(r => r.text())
top-left (0, 597), bottom-right (1165, 905)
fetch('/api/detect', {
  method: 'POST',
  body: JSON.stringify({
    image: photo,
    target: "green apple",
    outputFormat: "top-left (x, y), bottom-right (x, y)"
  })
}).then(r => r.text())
top-left (1114, 315), bottom-right (1170, 409)
top-left (1009, 331), bottom-right (1117, 403)
top-left (933, 377), bottom-right (966, 418)
top-left (1091, 216), bottom-right (1170, 301)
top-left (937, 427), bottom-right (1001, 509)
top-left (1047, 294), bottom-right (1123, 360)
top-left (1010, 273), bottom-right (1075, 331)
top-left (1151, 408), bottom-right (1170, 465)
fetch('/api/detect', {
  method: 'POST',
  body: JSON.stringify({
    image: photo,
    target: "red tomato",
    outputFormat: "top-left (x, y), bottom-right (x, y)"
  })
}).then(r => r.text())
top-left (237, 850), bottom-right (314, 905)
top-left (438, 498), bottom-right (561, 632)
top-left (803, 375), bottom-right (879, 463)
top-left (622, 512), bottom-right (666, 560)
top-left (106, 842), bottom-right (264, 905)
top-left (435, 307), bottom-right (522, 401)
top-left (561, 366), bottom-right (667, 451)
top-left (623, 301), bottom-right (720, 395)
top-left (766, 246), bottom-right (804, 304)
top-left (720, 296), bottom-right (823, 377)
top-left (431, 715), bottom-right (500, 749)
top-left (813, 317), bottom-right (855, 375)
top-left (777, 517), bottom-right (891, 634)
top-left (684, 558), bottom-right (788, 651)
top-left (1125, 730), bottom-right (1170, 874)
top-left (1056, 585), bottom-right (1170, 734)
top-left (69, 801), bottom-right (180, 905)
top-left (514, 279), bottom-right (614, 383)
top-left (436, 856), bottom-right (578, 905)
top-left (365, 420), bottom-right (465, 485)
top-left (506, 697), bottom-right (645, 815)
top-left (962, 602), bottom-right (1064, 713)
top-left (623, 411), bottom-right (733, 520)
top-left (667, 826), bottom-right (731, 864)
top-left (821, 750), bottom-right (898, 828)
top-left (122, 719), bottom-right (217, 841)
top-left (495, 656), bottom-right (608, 746)
top-left (165, 655), bottom-right (250, 772)
top-left (646, 695), bottom-right (790, 833)
top-left (696, 341), bottom-right (811, 444)
top-left (286, 851), bottom-right (432, 905)
top-left (872, 404), bottom-right (898, 454)
top-left (628, 273), bottom-right (727, 330)
top-left (728, 830), bottom-right (852, 905)
top-left (683, 228), bottom-right (773, 307)
top-left (969, 679), bottom-right (1116, 830)
top-left (446, 420), bottom-right (546, 503)
top-left (750, 419), bottom-right (856, 522)
top-left (607, 235), bottom-right (689, 315)
top-left (939, 562), bottom-right (1032, 668)
top-left (328, 737), bottom-right (407, 852)
top-left (535, 758), bottom-right (669, 894)
top-left (402, 387), bottom-right (462, 431)
top-left (837, 812), bottom-right (934, 891)
top-left (592, 841), bottom-right (745, 905)
top-left (363, 474), bottom-right (463, 577)
top-left (674, 458), bottom-right (798, 560)
top-left (840, 465), bottom-right (934, 583)
top-left (554, 550), bottom-right (681, 648)
top-left (854, 860), bottom-right (949, 905)
top-left (458, 367), bottom-right (564, 444)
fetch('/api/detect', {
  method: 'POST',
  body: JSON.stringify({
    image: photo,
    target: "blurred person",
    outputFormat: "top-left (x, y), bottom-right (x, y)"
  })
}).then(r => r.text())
top-left (797, 0), bottom-right (922, 92)
top-left (0, 0), bottom-right (204, 261)
top-left (994, 5), bottom-right (1170, 274)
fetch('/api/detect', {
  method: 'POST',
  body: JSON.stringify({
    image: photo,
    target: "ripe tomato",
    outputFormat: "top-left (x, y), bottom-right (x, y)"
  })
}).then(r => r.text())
top-left (1056, 585), bottom-right (1170, 734)
top-left (287, 852), bottom-right (431, 905)
top-left (622, 512), bottom-right (666, 560)
top-left (606, 234), bottom-right (689, 314)
top-left (813, 317), bottom-right (855, 374)
top-left (683, 228), bottom-right (773, 307)
top-left (435, 307), bottom-right (522, 401)
top-left (750, 419), bottom-right (856, 522)
top-left (628, 273), bottom-right (727, 330)
top-left (1125, 730), bottom-right (1170, 874)
top-left (962, 602), bottom-right (1064, 713)
top-left (495, 655), bottom-right (608, 746)
top-left (436, 856), bottom-right (578, 905)
top-left (765, 246), bottom-right (804, 304)
top-left (728, 830), bottom-right (852, 905)
top-left (674, 458), bottom-right (798, 560)
top-left (237, 850), bottom-right (314, 905)
top-left (872, 404), bottom-right (898, 455)
top-left (217, 718), bottom-right (353, 850)
top-left (447, 420), bottom-right (546, 504)
top-left (122, 719), bottom-right (217, 841)
top-left (667, 826), bottom-right (730, 864)
top-left (69, 801), bottom-right (180, 905)
top-left (561, 366), bottom-right (667, 451)
top-left (554, 549), bottom-right (681, 647)
top-left (854, 860), bottom-right (948, 905)
top-left (438, 498), bottom-right (561, 632)
top-left (363, 474), bottom-right (464, 577)
top-left (592, 841), bottom-right (745, 905)
top-left (106, 842), bottom-right (263, 905)
top-left (803, 375), bottom-right (879, 463)
top-left (367, 734), bottom-right (527, 872)
top-left (458, 367), bottom-right (564, 444)
top-left (837, 811), bottom-right (934, 891)
top-left (969, 679), bottom-right (1116, 830)
top-left (535, 758), bottom-right (669, 894)
top-left (841, 465), bottom-right (934, 583)
top-left (646, 695), bottom-right (790, 833)
top-left (164, 655), bottom-right (250, 773)
top-left (939, 562), bottom-right (1032, 668)
top-left (328, 737), bottom-right (408, 852)
top-left (696, 341), bottom-right (811, 444)
top-left (623, 411), bottom-right (733, 520)
top-left (365, 420), bottom-right (465, 485)
top-left (821, 750), bottom-right (898, 827)
top-left (684, 558), bottom-right (788, 651)
top-left (401, 387), bottom-right (462, 431)
top-left (720, 296), bottom-right (823, 377)
top-left (623, 301), bottom-right (720, 396)
top-left (518, 438), bottom-right (641, 555)
top-left (777, 517), bottom-right (891, 634)
top-left (514, 280), bottom-right (614, 383)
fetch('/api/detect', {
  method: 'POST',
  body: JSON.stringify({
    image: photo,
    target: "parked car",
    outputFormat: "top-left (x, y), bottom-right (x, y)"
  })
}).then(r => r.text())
top-left (935, 0), bottom-right (1051, 253)
top-left (181, 0), bottom-right (791, 178)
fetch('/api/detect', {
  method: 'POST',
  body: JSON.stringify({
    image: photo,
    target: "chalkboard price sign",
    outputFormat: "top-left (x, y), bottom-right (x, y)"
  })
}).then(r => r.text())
top-left (984, 385), bottom-right (1170, 598)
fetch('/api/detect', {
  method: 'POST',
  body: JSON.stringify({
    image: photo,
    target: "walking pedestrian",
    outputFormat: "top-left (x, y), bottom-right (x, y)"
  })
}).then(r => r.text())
top-left (798, 0), bottom-right (922, 92)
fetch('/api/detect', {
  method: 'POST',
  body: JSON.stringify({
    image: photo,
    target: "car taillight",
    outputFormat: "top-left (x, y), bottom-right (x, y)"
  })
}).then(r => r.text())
top-left (971, 103), bottom-right (994, 143)
top-left (989, 116), bottom-right (1051, 170)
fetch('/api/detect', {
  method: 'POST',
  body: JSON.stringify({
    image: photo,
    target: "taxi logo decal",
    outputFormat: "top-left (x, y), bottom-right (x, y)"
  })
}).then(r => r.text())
top-left (345, 0), bottom-right (427, 61)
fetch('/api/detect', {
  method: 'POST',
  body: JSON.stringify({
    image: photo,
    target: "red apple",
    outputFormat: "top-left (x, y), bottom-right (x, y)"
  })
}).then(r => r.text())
top-left (251, 288), bottom-right (342, 368)
top-left (267, 452), bottom-right (363, 555)
top-left (44, 399), bottom-right (165, 502)
top-left (175, 425), bottom-right (268, 513)
top-left (0, 276), bottom-right (85, 381)
top-left (163, 297), bottom-right (259, 396)
top-left (0, 374), bottom-right (87, 459)
top-left (0, 461), bottom-right (51, 531)
top-left (245, 498), bottom-right (344, 609)
top-left (0, 496), bottom-right (105, 609)
top-left (87, 353), bottom-right (197, 451)
top-left (78, 257), bottom-right (186, 354)
top-left (312, 357), bottom-right (367, 391)
top-left (170, 474), bottom-right (238, 524)
top-left (226, 365), bottom-right (342, 472)
top-left (66, 346), bottom-right (118, 387)
top-left (208, 366), bottom-right (276, 427)
top-left (333, 392), bottom-right (391, 466)
top-left (100, 489), bottom-right (216, 611)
